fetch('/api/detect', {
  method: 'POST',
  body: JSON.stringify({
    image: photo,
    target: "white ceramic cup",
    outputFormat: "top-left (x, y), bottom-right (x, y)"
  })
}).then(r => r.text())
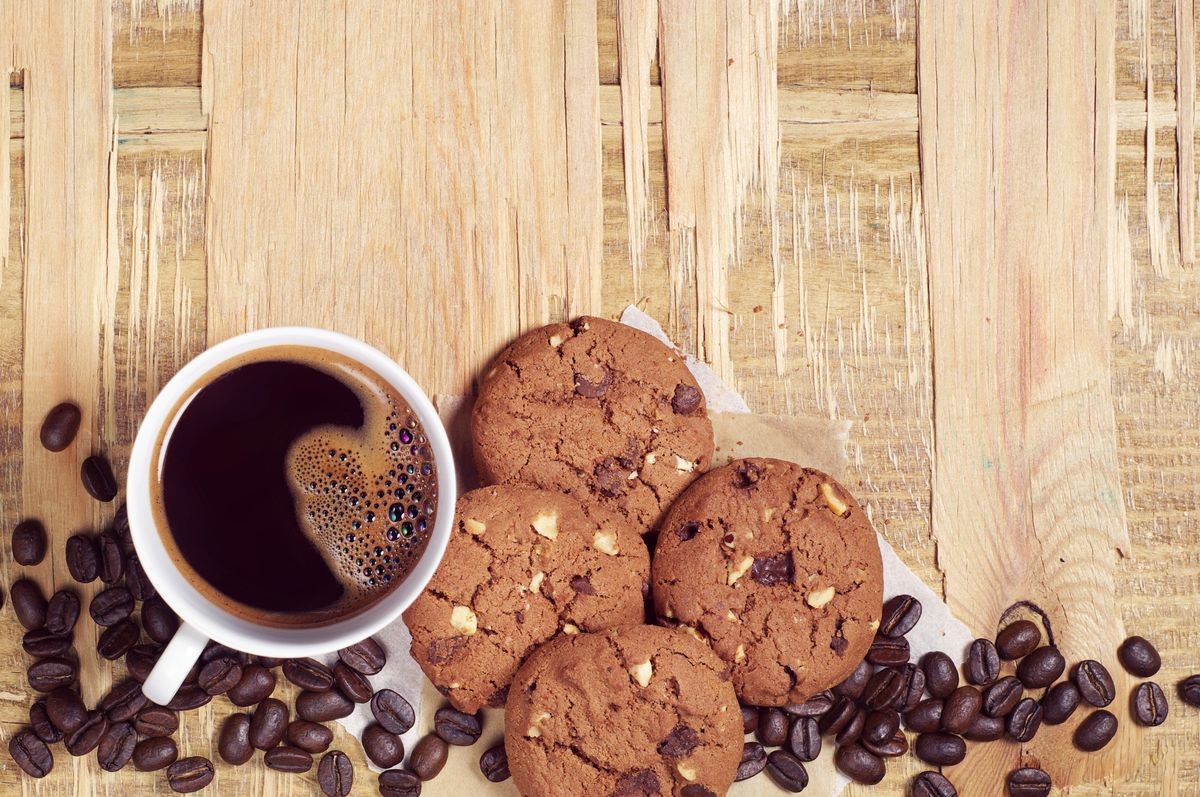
top-left (127, 327), bottom-right (455, 705)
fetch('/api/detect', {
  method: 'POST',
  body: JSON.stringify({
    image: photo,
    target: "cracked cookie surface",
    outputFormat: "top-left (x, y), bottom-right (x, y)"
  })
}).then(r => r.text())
top-left (471, 316), bottom-right (713, 535)
top-left (650, 458), bottom-right (883, 707)
top-left (505, 625), bottom-right (741, 797)
top-left (402, 485), bottom-right (649, 713)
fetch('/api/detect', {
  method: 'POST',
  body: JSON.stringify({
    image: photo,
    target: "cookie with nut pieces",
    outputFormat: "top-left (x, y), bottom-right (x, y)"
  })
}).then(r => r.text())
top-left (505, 624), bottom-right (742, 797)
top-left (471, 316), bottom-right (713, 535)
top-left (402, 485), bottom-right (649, 713)
top-left (651, 458), bottom-right (883, 707)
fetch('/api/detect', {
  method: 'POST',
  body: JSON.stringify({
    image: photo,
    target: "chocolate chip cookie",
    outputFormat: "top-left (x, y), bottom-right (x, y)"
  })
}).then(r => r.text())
top-left (403, 485), bottom-right (649, 713)
top-left (651, 458), bottom-right (883, 707)
top-left (471, 317), bottom-right (713, 535)
top-left (505, 625), bottom-right (742, 797)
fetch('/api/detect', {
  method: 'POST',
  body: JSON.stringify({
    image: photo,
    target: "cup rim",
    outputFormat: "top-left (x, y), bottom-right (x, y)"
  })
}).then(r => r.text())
top-left (125, 326), bottom-right (456, 657)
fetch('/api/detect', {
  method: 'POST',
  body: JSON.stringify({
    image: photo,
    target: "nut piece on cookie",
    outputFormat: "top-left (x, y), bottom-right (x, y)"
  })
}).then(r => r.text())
top-left (807, 586), bottom-right (836, 608)
top-left (531, 510), bottom-right (558, 540)
top-left (629, 660), bottom-right (653, 687)
top-left (819, 482), bottom-right (851, 517)
top-left (727, 555), bottom-right (754, 585)
top-left (593, 530), bottom-right (619, 556)
top-left (451, 605), bottom-right (478, 635)
top-left (464, 517), bottom-right (486, 535)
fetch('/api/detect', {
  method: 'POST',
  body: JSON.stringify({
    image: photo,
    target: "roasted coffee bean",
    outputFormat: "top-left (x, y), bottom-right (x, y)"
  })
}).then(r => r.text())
top-left (983, 676), bottom-right (1023, 718)
top-left (1073, 660), bottom-right (1116, 707)
top-left (965, 638), bottom-right (1000, 686)
top-left (409, 733), bottom-right (449, 780)
top-left (378, 768), bottom-right (424, 797)
top-left (817, 696), bottom-right (858, 735)
top-left (40, 401), bottom-right (81, 451)
top-left (740, 704), bottom-right (759, 734)
top-left (337, 637), bottom-right (386, 674)
top-left (218, 713), bottom-right (254, 765)
top-left (477, 742), bottom-right (510, 783)
top-left (12, 578), bottom-right (47, 630)
top-left (318, 750), bottom-right (354, 796)
top-left (904, 698), bottom-right (944, 733)
top-left (787, 716), bottom-right (821, 761)
top-left (112, 503), bottom-right (133, 554)
top-left (862, 709), bottom-right (900, 745)
top-left (1042, 681), bottom-right (1081, 725)
top-left (297, 689), bottom-right (354, 722)
top-left (1074, 709), bottom-right (1118, 751)
top-left (134, 706), bottom-right (178, 737)
top-left (97, 531), bottom-right (125, 584)
top-left (833, 659), bottom-right (872, 700)
top-left (44, 589), bottom-right (80, 635)
top-left (756, 707), bottom-right (789, 746)
top-left (257, 656), bottom-right (284, 668)
top-left (283, 657), bottom-right (335, 691)
top-left (167, 756), bottom-right (215, 793)
top-left (911, 771), bottom-right (957, 797)
top-left (914, 732), bottom-right (966, 766)
top-left (434, 705), bottom-right (482, 745)
top-left (200, 642), bottom-right (245, 664)
top-left (783, 691), bottom-right (833, 719)
top-left (65, 710), bottom-right (108, 756)
top-left (30, 699), bottom-right (63, 743)
top-left (125, 555), bottom-right (156, 601)
top-left (735, 741), bottom-right (768, 781)
top-left (996, 620), bottom-right (1041, 660)
top-left (371, 688), bottom-right (416, 735)
top-left (1118, 635), bottom-right (1161, 677)
top-left (363, 723), bottom-right (405, 768)
top-left (141, 597), bottom-right (179, 644)
top-left (166, 684), bottom-right (212, 711)
top-left (198, 656), bottom-right (243, 695)
top-left (1017, 646), bottom-right (1065, 689)
top-left (880, 594), bottom-right (922, 638)
top-left (333, 661), bottom-right (373, 703)
top-left (1007, 767), bottom-right (1052, 797)
top-left (922, 651), bottom-right (960, 698)
top-left (96, 618), bottom-right (139, 660)
top-left (867, 634), bottom-right (910, 667)
top-left (89, 586), bottom-right (133, 627)
top-left (863, 667), bottom-right (906, 710)
top-left (265, 745), bottom-right (313, 773)
top-left (1006, 697), bottom-right (1043, 742)
top-left (97, 721), bottom-right (137, 772)
top-left (81, 455), bottom-right (118, 502)
top-left (250, 697), bottom-right (289, 749)
top-left (833, 743), bottom-right (883, 786)
top-left (900, 664), bottom-right (927, 711)
top-left (125, 643), bottom-right (161, 682)
top-left (963, 713), bottom-right (1006, 741)
top-left (227, 663), bottom-right (275, 706)
top-left (768, 748), bottom-right (812, 791)
top-left (47, 687), bottom-right (88, 733)
top-left (12, 519), bottom-right (47, 565)
top-left (1181, 675), bottom-right (1200, 707)
top-left (942, 685), bottom-right (983, 734)
top-left (864, 728), bottom-right (909, 757)
top-left (29, 657), bottom-right (77, 692)
top-left (287, 719), bottom-right (334, 753)
top-left (834, 708), bottom-right (866, 746)
top-left (10, 730), bottom-right (53, 778)
top-left (100, 678), bottom-right (148, 722)
top-left (23, 627), bottom-right (72, 658)
top-left (133, 736), bottom-right (178, 771)
top-left (1133, 682), bottom-right (1168, 726)
top-left (66, 534), bottom-right (100, 583)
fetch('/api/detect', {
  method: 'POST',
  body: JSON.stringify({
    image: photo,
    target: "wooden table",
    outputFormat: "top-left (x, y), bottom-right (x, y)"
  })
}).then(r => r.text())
top-left (2, 1), bottom-right (1197, 795)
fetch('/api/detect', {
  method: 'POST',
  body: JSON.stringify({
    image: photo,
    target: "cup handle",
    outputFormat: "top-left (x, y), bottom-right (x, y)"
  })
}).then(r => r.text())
top-left (141, 621), bottom-right (208, 705)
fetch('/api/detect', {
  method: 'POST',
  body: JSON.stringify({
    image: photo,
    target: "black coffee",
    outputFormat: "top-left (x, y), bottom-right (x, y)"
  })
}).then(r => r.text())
top-left (151, 346), bottom-right (437, 627)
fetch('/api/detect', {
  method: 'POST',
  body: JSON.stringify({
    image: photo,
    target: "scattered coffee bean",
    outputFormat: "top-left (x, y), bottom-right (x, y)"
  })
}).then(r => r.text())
top-left (125, 555), bottom-right (156, 601)
top-left (1007, 766), bottom-right (1052, 797)
top-left (1073, 660), bottom-right (1116, 707)
top-left (409, 733), bottom-right (449, 780)
top-left (23, 627), bottom-right (72, 658)
top-left (904, 698), bottom-right (944, 733)
top-left (167, 756), bottom-right (215, 793)
top-left (12, 519), bottom-right (47, 565)
top-left (914, 732), bottom-right (966, 766)
top-left (218, 713), bottom-right (254, 765)
top-left (863, 667), bottom-right (905, 710)
top-left (125, 643), bottom-right (161, 682)
top-left (297, 689), bottom-right (354, 722)
top-left (30, 699), bottom-right (63, 743)
top-left (287, 719), bottom-right (334, 754)
top-left (1118, 635), bottom-right (1161, 677)
top-left (768, 748), bottom-right (812, 790)
top-left (378, 768), bottom-right (424, 796)
top-left (922, 651), bottom-right (959, 698)
top-left (40, 401), bottom-right (81, 451)
top-left (880, 594), bottom-right (922, 637)
top-left (97, 531), bottom-right (125, 584)
top-left (265, 745), bottom-right (313, 773)
top-left (784, 691), bottom-right (833, 719)
top-left (10, 730), bottom-right (53, 778)
top-left (1042, 681), bottom-right (1081, 725)
top-left (817, 696), bottom-right (858, 735)
top-left (66, 534), bottom-right (100, 583)
top-left (833, 743), bottom-right (883, 786)
top-left (834, 708), bottom-right (866, 746)
top-left (1132, 682), bottom-right (1168, 727)
top-left (65, 709), bottom-right (108, 756)
top-left (371, 688), bottom-right (416, 735)
top-left (134, 705), bottom-right (178, 737)
top-left (96, 618), bottom-right (139, 660)
top-left (89, 586), bottom-right (133, 627)
top-left (864, 728), bottom-right (909, 757)
top-left (44, 589), bottom-right (80, 635)
top-left (862, 709), bottom-right (900, 746)
top-left (756, 707), bottom-right (789, 747)
top-left (740, 704), bottom-right (758, 734)
top-left (362, 723), bottom-right (405, 768)
top-left (250, 697), bottom-right (289, 749)
top-left (911, 771), bottom-right (957, 797)
top-left (1017, 646), bottom-right (1065, 689)
top-left (28, 657), bottom-right (77, 693)
top-left (434, 705), bottom-right (482, 745)
top-left (867, 634), bottom-right (910, 667)
top-left (46, 687), bottom-right (87, 733)
top-left (963, 713), bottom-right (1006, 742)
top-left (333, 660), bottom-right (373, 703)
top-left (942, 686), bottom-right (983, 734)
top-left (900, 664), bottom-right (926, 711)
top-left (319, 750), bottom-right (354, 796)
top-left (983, 676), bottom-right (1023, 718)
top-left (166, 684), bottom-right (212, 712)
top-left (834, 660), bottom-right (872, 701)
top-left (965, 638), bottom-right (1001, 686)
top-left (1006, 697), bottom-right (1043, 742)
top-left (1181, 675), bottom-right (1200, 707)
top-left (81, 455), bottom-right (118, 502)
top-left (787, 716), bottom-right (821, 761)
top-left (97, 721), bottom-right (137, 772)
top-left (224, 662), bottom-right (274, 706)
top-left (141, 597), bottom-right (179, 644)
top-left (198, 656), bottom-right (243, 696)
top-left (112, 504), bottom-right (133, 555)
top-left (736, 742), bottom-right (768, 781)
top-left (100, 678), bottom-right (149, 722)
top-left (133, 736), bottom-right (178, 771)
top-left (1074, 709), bottom-right (1118, 751)
top-left (12, 578), bottom-right (48, 630)
top-left (283, 657), bottom-right (335, 692)
top-left (338, 637), bottom-right (386, 674)
top-left (996, 620), bottom-right (1041, 661)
